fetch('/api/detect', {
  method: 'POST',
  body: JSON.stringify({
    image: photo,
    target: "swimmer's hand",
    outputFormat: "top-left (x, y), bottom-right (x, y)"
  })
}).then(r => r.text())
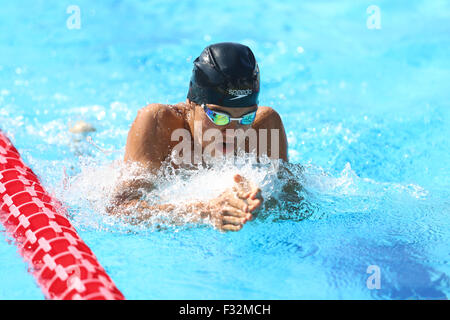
top-left (206, 174), bottom-right (263, 232)
top-left (233, 174), bottom-right (264, 213)
top-left (107, 173), bottom-right (263, 232)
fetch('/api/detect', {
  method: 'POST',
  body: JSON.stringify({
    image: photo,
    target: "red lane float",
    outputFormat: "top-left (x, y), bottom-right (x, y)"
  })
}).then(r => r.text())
top-left (0, 130), bottom-right (125, 300)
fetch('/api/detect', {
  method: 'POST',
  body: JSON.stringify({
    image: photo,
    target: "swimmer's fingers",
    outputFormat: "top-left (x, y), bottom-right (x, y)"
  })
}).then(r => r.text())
top-left (222, 206), bottom-right (250, 219)
top-left (221, 224), bottom-right (243, 232)
top-left (246, 179), bottom-right (262, 199)
top-left (249, 188), bottom-right (262, 200)
top-left (232, 186), bottom-right (250, 199)
top-left (227, 194), bottom-right (249, 213)
top-left (247, 181), bottom-right (263, 210)
top-left (222, 215), bottom-right (246, 226)
top-left (239, 186), bottom-right (263, 214)
top-left (233, 175), bottom-right (262, 201)
top-left (247, 198), bottom-right (262, 212)
top-left (228, 186), bottom-right (262, 214)
top-left (233, 174), bottom-right (244, 184)
top-left (233, 174), bottom-right (252, 196)
top-left (232, 182), bottom-right (250, 199)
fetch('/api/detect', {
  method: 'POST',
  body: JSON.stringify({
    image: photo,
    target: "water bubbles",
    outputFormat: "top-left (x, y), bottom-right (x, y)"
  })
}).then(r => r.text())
top-left (58, 152), bottom-right (309, 233)
top-left (96, 110), bottom-right (106, 121)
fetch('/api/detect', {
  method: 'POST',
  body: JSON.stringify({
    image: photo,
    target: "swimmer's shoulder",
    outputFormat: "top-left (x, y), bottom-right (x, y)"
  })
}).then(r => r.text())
top-left (137, 103), bottom-right (187, 129)
top-left (253, 106), bottom-right (283, 127)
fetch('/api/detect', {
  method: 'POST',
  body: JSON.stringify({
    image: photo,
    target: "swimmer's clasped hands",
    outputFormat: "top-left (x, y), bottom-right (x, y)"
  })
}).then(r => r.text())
top-left (207, 174), bottom-right (263, 232)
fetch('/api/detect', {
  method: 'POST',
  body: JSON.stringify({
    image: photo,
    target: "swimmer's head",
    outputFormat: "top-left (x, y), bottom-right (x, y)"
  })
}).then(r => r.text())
top-left (187, 42), bottom-right (260, 108)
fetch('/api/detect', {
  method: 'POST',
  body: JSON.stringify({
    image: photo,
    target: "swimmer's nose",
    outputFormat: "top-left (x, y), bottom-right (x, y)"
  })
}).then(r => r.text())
top-left (224, 120), bottom-right (240, 132)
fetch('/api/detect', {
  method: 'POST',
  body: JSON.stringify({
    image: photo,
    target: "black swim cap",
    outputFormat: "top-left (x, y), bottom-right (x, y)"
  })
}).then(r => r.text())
top-left (187, 42), bottom-right (260, 108)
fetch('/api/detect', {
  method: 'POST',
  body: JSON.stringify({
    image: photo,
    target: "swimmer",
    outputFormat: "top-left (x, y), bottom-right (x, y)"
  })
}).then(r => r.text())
top-left (110, 42), bottom-right (288, 231)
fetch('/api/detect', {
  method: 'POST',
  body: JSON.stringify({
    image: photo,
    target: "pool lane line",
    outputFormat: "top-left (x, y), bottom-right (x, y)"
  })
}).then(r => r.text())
top-left (0, 130), bottom-right (125, 300)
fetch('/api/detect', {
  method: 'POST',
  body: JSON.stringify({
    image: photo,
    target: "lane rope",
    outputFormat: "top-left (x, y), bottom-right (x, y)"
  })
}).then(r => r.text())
top-left (0, 130), bottom-right (125, 300)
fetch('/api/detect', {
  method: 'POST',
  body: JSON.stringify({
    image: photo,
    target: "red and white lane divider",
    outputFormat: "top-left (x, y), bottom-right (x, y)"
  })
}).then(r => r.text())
top-left (0, 130), bottom-right (125, 300)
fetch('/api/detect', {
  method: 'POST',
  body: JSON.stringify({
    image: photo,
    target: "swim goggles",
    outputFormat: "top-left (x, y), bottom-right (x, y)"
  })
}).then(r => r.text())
top-left (202, 104), bottom-right (257, 126)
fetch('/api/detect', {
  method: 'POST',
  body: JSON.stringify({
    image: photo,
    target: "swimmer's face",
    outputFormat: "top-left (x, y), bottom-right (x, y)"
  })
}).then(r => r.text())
top-left (192, 102), bottom-right (258, 153)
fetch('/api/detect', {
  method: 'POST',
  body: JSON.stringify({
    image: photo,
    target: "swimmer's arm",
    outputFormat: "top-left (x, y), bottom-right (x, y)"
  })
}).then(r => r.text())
top-left (124, 103), bottom-right (185, 173)
top-left (107, 166), bottom-right (199, 221)
top-left (107, 175), bottom-right (260, 231)
top-left (106, 198), bottom-right (247, 232)
top-left (107, 199), bottom-right (205, 221)
top-left (252, 106), bottom-right (289, 162)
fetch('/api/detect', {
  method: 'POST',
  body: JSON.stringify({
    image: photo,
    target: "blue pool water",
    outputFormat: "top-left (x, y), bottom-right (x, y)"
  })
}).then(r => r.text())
top-left (1, 0), bottom-right (449, 299)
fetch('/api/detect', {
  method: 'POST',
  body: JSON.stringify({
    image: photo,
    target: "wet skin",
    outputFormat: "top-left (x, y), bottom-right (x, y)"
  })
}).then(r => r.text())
top-left (113, 99), bottom-right (288, 231)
